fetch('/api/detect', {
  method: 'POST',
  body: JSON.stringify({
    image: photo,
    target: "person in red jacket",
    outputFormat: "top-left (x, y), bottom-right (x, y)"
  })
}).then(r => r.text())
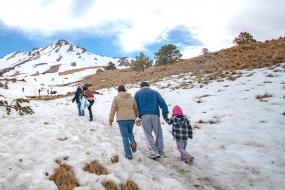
top-left (82, 86), bottom-right (102, 121)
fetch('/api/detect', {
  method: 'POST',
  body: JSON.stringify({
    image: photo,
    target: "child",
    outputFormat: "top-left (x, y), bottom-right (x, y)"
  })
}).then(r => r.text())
top-left (163, 105), bottom-right (194, 165)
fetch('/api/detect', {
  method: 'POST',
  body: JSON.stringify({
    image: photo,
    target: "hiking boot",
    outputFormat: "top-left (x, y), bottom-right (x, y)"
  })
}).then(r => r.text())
top-left (148, 153), bottom-right (160, 159)
top-left (131, 143), bottom-right (137, 153)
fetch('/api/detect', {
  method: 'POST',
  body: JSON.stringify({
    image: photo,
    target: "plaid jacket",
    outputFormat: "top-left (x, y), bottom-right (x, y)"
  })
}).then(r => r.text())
top-left (164, 115), bottom-right (192, 140)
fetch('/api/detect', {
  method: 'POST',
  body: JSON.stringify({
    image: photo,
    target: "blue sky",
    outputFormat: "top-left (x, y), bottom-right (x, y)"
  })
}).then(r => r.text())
top-left (0, 24), bottom-right (202, 58)
top-left (0, 0), bottom-right (284, 58)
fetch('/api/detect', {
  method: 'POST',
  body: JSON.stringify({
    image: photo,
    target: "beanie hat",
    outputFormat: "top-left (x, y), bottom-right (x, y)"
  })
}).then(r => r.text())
top-left (172, 105), bottom-right (184, 116)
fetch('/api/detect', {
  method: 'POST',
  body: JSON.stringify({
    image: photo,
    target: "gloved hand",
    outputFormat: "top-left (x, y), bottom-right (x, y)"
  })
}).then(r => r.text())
top-left (189, 135), bottom-right (193, 139)
top-left (162, 113), bottom-right (168, 120)
top-left (72, 98), bottom-right (75, 103)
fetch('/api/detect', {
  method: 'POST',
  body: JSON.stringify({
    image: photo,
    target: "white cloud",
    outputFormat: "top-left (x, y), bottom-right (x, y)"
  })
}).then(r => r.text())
top-left (0, 0), bottom-right (284, 58)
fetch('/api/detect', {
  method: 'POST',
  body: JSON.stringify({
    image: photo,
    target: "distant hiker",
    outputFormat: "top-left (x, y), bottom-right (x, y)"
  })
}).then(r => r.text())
top-left (82, 86), bottom-right (102, 121)
top-left (82, 86), bottom-right (94, 121)
top-left (50, 90), bottom-right (57, 94)
top-left (134, 81), bottom-right (169, 159)
top-left (47, 89), bottom-right (50, 95)
top-left (109, 85), bottom-right (138, 159)
top-left (72, 86), bottom-right (84, 116)
top-left (22, 87), bottom-right (24, 92)
top-left (38, 89), bottom-right (41, 95)
top-left (164, 105), bottom-right (194, 165)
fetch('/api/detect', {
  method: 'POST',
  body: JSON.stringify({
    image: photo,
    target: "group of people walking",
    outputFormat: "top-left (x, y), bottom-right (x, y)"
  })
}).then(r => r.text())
top-left (108, 81), bottom-right (194, 165)
top-left (72, 82), bottom-right (193, 164)
top-left (72, 85), bottom-right (102, 121)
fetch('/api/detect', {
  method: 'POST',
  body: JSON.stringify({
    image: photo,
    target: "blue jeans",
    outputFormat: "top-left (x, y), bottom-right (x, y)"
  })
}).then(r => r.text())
top-left (117, 120), bottom-right (136, 158)
top-left (77, 102), bottom-right (84, 116)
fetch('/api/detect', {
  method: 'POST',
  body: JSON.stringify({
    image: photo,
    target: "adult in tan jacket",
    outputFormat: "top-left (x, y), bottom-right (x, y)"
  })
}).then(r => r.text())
top-left (109, 85), bottom-right (138, 159)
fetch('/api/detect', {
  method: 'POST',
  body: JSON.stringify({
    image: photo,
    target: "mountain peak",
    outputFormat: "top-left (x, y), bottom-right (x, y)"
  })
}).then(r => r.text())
top-left (55, 39), bottom-right (70, 47)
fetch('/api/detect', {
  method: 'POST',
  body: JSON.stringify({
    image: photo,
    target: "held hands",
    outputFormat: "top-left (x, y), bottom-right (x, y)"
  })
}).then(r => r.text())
top-left (162, 113), bottom-right (168, 121)
top-left (135, 118), bottom-right (141, 127)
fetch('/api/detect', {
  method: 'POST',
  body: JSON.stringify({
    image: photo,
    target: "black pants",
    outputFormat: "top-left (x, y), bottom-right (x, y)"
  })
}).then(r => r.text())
top-left (87, 100), bottom-right (94, 120)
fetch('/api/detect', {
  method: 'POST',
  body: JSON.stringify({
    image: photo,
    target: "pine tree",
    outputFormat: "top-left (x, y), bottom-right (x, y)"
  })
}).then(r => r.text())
top-left (131, 52), bottom-right (153, 71)
top-left (105, 62), bottom-right (116, 70)
top-left (202, 48), bottom-right (209, 55)
top-left (233, 32), bottom-right (257, 45)
top-left (155, 44), bottom-right (182, 65)
top-left (0, 98), bottom-right (34, 115)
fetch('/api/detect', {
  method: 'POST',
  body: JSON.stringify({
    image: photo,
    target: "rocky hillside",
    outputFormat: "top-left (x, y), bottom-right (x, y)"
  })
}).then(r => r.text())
top-left (83, 37), bottom-right (285, 90)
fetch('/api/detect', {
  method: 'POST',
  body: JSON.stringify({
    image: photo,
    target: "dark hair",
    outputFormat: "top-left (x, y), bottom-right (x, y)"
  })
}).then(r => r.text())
top-left (83, 86), bottom-right (88, 91)
top-left (140, 81), bottom-right (150, 88)
top-left (118, 85), bottom-right (126, 92)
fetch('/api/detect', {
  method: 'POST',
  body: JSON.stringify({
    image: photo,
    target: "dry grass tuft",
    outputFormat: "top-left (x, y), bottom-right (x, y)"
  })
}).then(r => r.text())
top-left (256, 93), bottom-right (273, 102)
top-left (197, 118), bottom-right (220, 125)
top-left (120, 180), bottom-right (139, 190)
top-left (266, 74), bottom-right (275, 77)
top-left (83, 160), bottom-right (108, 175)
top-left (102, 180), bottom-right (119, 190)
top-left (49, 164), bottom-right (79, 190)
top-left (111, 155), bottom-right (119, 164)
top-left (193, 123), bottom-right (201, 129)
top-left (263, 81), bottom-right (272, 83)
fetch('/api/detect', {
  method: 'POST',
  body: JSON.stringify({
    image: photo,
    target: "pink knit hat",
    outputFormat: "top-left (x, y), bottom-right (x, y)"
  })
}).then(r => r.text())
top-left (172, 105), bottom-right (184, 116)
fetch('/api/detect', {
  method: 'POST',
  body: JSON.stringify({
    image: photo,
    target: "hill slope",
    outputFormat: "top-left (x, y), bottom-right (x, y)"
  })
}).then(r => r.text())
top-left (83, 37), bottom-right (285, 90)
top-left (0, 64), bottom-right (284, 190)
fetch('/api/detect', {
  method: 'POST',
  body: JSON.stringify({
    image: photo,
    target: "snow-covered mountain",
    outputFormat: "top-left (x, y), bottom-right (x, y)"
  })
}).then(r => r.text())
top-left (0, 40), bottom-right (132, 86)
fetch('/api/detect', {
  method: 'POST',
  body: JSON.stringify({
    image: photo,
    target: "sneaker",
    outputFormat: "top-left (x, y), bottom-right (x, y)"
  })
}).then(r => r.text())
top-left (187, 157), bottom-right (194, 165)
top-left (131, 143), bottom-right (137, 153)
top-left (159, 152), bottom-right (165, 158)
top-left (126, 156), bottom-right (132, 160)
top-left (148, 153), bottom-right (160, 159)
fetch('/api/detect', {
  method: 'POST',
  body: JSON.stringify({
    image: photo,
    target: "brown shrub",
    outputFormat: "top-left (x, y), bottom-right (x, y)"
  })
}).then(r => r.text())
top-left (83, 160), bottom-right (108, 175)
top-left (59, 66), bottom-right (101, 75)
top-left (256, 93), bottom-right (273, 102)
top-left (49, 164), bottom-right (79, 190)
top-left (102, 180), bottom-right (119, 190)
top-left (111, 155), bottom-right (119, 164)
top-left (120, 180), bottom-right (139, 190)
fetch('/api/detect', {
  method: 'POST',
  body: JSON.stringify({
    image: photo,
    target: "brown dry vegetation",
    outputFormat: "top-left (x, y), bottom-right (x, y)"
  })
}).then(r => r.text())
top-left (49, 164), bottom-right (79, 190)
top-left (43, 64), bottom-right (60, 74)
top-left (26, 92), bottom-right (73, 100)
top-left (59, 66), bottom-right (102, 75)
top-left (256, 93), bottom-right (273, 102)
top-left (81, 37), bottom-right (285, 91)
top-left (83, 160), bottom-right (108, 175)
top-left (101, 179), bottom-right (139, 190)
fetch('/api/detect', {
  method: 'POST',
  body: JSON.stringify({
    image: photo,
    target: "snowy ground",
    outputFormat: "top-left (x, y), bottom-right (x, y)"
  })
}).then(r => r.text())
top-left (0, 64), bottom-right (285, 190)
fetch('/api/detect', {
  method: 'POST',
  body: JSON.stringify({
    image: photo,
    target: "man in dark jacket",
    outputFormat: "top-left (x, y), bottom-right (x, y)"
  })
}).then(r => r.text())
top-left (135, 81), bottom-right (169, 159)
top-left (72, 86), bottom-right (84, 116)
